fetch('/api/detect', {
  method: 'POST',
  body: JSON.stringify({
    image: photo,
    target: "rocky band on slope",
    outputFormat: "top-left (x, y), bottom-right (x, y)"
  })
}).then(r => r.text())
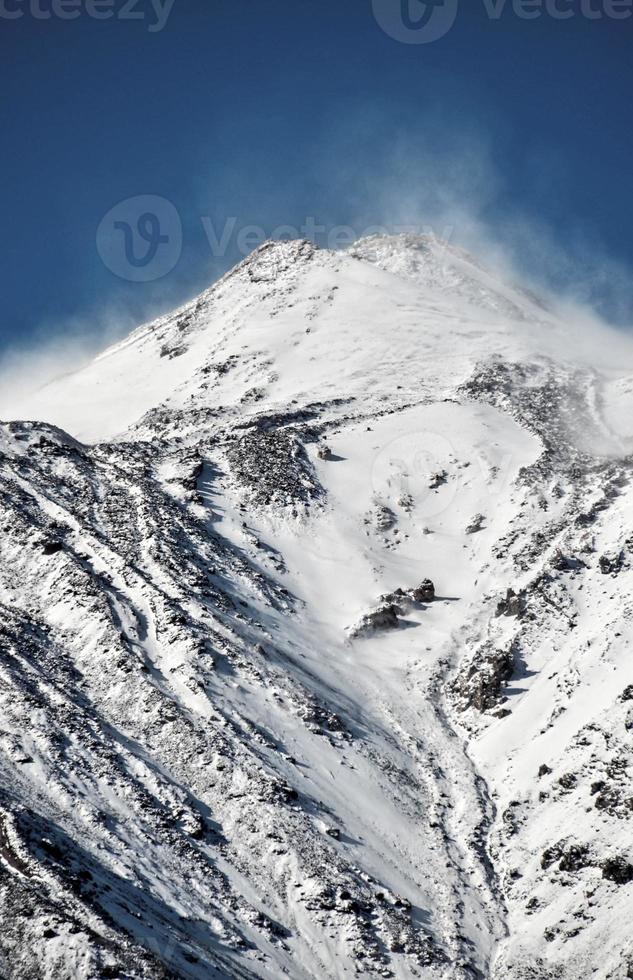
top-left (0, 235), bottom-right (632, 979)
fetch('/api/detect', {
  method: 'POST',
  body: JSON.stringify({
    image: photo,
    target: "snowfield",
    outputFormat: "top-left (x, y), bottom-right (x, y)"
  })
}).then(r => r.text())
top-left (0, 234), bottom-right (632, 979)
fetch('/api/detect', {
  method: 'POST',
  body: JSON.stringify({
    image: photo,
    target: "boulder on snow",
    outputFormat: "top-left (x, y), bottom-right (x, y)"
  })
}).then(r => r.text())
top-left (541, 840), bottom-right (591, 873)
top-left (379, 580), bottom-right (435, 607)
top-left (551, 549), bottom-right (572, 571)
top-left (465, 513), bottom-right (486, 534)
top-left (411, 579), bottom-right (435, 603)
top-left (350, 604), bottom-right (400, 639)
top-left (379, 588), bottom-right (408, 607)
top-left (369, 505), bottom-right (397, 531)
top-left (429, 470), bottom-right (448, 489)
top-left (495, 588), bottom-right (524, 618)
top-left (317, 444), bottom-right (332, 461)
top-left (601, 856), bottom-right (633, 885)
top-left (42, 541), bottom-right (64, 556)
top-left (493, 707), bottom-right (512, 719)
top-left (599, 552), bottom-right (624, 575)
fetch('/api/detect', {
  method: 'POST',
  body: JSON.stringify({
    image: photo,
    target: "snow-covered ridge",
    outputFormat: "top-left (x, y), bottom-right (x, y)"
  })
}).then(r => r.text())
top-left (1, 235), bottom-right (633, 978)
top-left (0, 234), bottom-right (561, 443)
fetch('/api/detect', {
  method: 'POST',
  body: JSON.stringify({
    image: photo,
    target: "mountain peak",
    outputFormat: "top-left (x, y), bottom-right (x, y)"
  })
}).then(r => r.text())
top-left (1, 225), bottom-right (633, 979)
top-left (229, 237), bottom-right (319, 283)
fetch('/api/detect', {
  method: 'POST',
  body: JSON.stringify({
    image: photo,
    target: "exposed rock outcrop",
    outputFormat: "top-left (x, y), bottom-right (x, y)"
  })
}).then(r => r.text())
top-left (449, 643), bottom-right (515, 713)
top-left (349, 604), bottom-right (401, 639)
top-left (495, 588), bottom-right (524, 618)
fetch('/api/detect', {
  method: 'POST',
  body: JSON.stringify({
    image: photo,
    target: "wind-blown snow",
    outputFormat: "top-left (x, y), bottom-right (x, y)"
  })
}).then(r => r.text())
top-left (0, 235), bottom-right (632, 979)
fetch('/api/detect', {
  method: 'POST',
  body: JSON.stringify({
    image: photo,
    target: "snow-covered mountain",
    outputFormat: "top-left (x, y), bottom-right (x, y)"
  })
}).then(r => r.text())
top-left (1, 234), bottom-right (633, 979)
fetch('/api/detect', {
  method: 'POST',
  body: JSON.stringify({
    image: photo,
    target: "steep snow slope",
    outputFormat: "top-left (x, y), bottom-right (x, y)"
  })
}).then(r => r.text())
top-left (1, 235), bottom-right (633, 979)
top-left (5, 235), bottom-right (617, 443)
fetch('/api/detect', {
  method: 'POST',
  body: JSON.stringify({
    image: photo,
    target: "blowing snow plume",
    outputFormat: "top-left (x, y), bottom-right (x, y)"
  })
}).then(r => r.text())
top-left (0, 233), bottom-right (633, 979)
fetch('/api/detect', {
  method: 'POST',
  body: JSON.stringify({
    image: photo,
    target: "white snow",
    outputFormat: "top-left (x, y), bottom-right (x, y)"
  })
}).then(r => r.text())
top-left (1, 234), bottom-right (633, 979)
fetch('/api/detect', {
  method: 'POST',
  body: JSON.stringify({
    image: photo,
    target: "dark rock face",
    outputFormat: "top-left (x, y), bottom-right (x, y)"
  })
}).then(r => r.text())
top-left (459, 358), bottom-right (602, 485)
top-left (350, 604), bottom-right (401, 639)
top-left (1, 417), bottom-right (461, 979)
top-left (593, 781), bottom-right (633, 817)
top-left (380, 587), bottom-right (408, 606)
top-left (42, 541), bottom-right (64, 556)
top-left (227, 427), bottom-right (322, 507)
top-left (6, 255), bottom-right (633, 978)
top-left (550, 549), bottom-right (565, 570)
top-left (379, 580), bottom-right (435, 608)
top-left (599, 552), bottom-right (624, 575)
top-left (558, 845), bottom-right (591, 873)
top-left (558, 773), bottom-right (577, 791)
top-left (495, 588), bottom-right (524, 618)
top-left (449, 644), bottom-right (515, 713)
top-left (412, 579), bottom-right (435, 603)
top-left (541, 840), bottom-right (591, 873)
top-left (601, 857), bottom-right (633, 884)
top-left (551, 549), bottom-right (574, 571)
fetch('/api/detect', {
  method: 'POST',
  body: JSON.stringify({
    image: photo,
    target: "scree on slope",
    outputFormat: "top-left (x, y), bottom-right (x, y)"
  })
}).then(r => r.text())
top-left (0, 235), bottom-right (633, 980)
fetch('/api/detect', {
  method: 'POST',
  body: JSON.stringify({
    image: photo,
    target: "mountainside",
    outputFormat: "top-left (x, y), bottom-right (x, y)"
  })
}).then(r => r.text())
top-left (1, 235), bottom-right (633, 979)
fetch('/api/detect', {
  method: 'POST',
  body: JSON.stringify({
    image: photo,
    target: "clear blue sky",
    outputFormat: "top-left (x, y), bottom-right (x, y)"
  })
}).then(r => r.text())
top-left (1, 0), bottom-right (631, 355)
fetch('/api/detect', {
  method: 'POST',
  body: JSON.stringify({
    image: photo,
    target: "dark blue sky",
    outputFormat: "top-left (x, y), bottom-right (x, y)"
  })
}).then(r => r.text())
top-left (1, 0), bottom-right (631, 356)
